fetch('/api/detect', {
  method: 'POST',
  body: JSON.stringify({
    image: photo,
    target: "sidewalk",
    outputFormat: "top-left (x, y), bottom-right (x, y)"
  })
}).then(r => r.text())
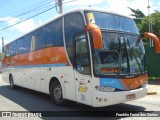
top-left (147, 81), bottom-right (160, 95)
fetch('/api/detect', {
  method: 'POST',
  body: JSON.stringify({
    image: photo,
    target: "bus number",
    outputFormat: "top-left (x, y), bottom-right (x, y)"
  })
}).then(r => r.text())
top-left (51, 56), bottom-right (59, 63)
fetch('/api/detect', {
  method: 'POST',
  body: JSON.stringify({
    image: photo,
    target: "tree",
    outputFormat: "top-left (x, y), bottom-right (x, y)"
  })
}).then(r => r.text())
top-left (140, 11), bottom-right (160, 38)
top-left (128, 7), bottom-right (145, 24)
top-left (0, 52), bottom-right (2, 60)
top-left (128, 8), bottom-right (160, 46)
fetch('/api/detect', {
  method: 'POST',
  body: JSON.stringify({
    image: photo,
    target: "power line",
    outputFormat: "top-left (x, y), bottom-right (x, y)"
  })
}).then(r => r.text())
top-left (0, 1), bottom-right (54, 28)
top-left (0, 6), bottom-right (56, 32)
top-left (0, 0), bottom-right (78, 32)
top-left (0, 0), bottom-right (51, 18)
top-left (0, 3), bottom-right (53, 24)
top-left (0, 0), bottom-right (10, 6)
top-left (0, 0), bottom-right (52, 24)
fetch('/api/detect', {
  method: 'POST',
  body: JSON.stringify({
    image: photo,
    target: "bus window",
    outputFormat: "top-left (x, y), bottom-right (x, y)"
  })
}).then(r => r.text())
top-left (45, 18), bottom-right (63, 47)
top-left (74, 33), bottom-right (90, 75)
top-left (9, 41), bottom-right (17, 56)
top-left (17, 38), bottom-right (25, 54)
top-left (99, 50), bottom-right (119, 64)
top-left (17, 34), bottom-right (32, 55)
top-left (64, 12), bottom-right (85, 65)
top-left (93, 32), bottom-right (128, 75)
top-left (25, 33), bottom-right (32, 53)
top-left (33, 28), bottom-right (45, 51)
top-left (4, 45), bottom-right (10, 57)
top-left (87, 11), bottom-right (139, 34)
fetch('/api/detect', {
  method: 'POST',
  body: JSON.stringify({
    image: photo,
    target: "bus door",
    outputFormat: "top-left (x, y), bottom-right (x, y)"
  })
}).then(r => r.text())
top-left (73, 33), bottom-right (92, 105)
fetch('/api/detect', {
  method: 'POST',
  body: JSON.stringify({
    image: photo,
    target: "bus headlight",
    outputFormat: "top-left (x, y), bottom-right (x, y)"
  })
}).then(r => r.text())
top-left (95, 86), bottom-right (115, 92)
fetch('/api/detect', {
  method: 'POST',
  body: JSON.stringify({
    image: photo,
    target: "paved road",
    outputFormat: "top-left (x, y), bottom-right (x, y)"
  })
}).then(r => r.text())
top-left (0, 74), bottom-right (160, 120)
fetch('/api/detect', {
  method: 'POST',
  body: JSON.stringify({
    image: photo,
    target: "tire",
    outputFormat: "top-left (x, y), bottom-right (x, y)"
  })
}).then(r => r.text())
top-left (9, 75), bottom-right (15, 89)
top-left (49, 81), bottom-right (66, 106)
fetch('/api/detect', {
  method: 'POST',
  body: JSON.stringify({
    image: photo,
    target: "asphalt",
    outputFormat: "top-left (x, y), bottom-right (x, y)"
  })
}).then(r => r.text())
top-left (147, 80), bottom-right (160, 95)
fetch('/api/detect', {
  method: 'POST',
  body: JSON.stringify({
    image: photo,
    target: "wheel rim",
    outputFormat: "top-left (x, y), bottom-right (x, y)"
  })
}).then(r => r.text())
top-left (53, 86), bottom-right (62, 102)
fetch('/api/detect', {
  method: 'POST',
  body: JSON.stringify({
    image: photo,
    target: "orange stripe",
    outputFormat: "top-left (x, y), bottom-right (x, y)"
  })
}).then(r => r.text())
top-left (122, 74), bottom-right (148, 90)
top-left (85, 24), bottom-right (103, 49)
top-left (2, 47), bottom-right (69, 67)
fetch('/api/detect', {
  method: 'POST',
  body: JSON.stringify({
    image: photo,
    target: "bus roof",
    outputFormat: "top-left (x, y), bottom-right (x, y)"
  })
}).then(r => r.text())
top-left (5, 8), bottom-right (133, 46)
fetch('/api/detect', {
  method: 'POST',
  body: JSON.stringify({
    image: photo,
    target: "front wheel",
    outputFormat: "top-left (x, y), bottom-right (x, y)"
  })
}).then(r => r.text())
top-left (49, 81), bottom-right (66, 106)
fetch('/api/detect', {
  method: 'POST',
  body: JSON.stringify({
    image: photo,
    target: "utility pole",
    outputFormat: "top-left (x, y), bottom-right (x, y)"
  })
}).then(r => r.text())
top-left (1, 37), bottom-right (4, 59)
top-left (147, 0), bottom-right (153, 47)
top-left (58, 0), bottom-right (63, 14)
top-left (1, 37), bottom-right (4, 53)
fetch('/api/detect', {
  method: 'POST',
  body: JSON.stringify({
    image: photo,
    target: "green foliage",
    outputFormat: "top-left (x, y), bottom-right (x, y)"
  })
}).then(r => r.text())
top-left (128, 7), bottom-right (160, 46)
top-left (0, 52), bottom-right (2, 60)
top-left (128, 7), bottom-right (145, 24)
top-left (140, 11), bottom-right (160, 37)
top-left (139, 11), bottom-right (160, 46)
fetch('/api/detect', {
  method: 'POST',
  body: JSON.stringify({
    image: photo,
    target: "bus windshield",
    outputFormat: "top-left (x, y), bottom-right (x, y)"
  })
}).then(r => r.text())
top-left (85, 11), bottom-right (146, 76)
top-left (86, 11), bottom-right (139, 34)
top-left (93, 31), bottom-right (146, 76)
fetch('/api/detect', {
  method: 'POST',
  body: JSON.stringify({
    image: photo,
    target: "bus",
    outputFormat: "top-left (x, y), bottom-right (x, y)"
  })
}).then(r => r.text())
top-left (2, 8), bottom-right (160, 107)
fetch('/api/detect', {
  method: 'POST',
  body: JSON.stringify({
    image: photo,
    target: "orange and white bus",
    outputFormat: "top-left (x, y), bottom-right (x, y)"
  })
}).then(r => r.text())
top-left (2, 8), bottom-right (160, 107)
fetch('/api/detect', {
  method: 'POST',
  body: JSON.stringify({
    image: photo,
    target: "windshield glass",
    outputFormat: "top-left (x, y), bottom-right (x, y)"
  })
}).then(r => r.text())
top-left (93, 31), bottom-right (146, 76)
top-left (85, 11), bottom-right (146, 76)
top-left (86, 11), bottom-right (139, 34)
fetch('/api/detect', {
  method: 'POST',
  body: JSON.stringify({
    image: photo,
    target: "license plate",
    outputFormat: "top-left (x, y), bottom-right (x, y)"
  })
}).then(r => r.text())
top-left (126, 94), bottom-right (136, 100)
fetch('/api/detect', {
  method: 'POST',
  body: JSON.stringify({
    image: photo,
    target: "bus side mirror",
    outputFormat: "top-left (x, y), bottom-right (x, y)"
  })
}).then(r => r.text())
top-left (85, 23), bottom-right (103, 49)
top-left (137, 32), bottom-right (160, 53)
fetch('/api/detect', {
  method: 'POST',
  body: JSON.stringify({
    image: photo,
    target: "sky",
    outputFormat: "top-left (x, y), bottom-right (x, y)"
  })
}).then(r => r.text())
top-left (0, 0), bottom-right (160, 50)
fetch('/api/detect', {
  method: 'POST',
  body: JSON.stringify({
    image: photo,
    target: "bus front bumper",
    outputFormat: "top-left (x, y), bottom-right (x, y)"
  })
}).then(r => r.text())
top-left (92, 85), bottom-right (148, 107)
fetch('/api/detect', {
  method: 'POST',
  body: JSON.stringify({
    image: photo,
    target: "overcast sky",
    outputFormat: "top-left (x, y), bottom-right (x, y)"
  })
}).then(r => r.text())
top-left (0, 0), bottom-right (160, 49)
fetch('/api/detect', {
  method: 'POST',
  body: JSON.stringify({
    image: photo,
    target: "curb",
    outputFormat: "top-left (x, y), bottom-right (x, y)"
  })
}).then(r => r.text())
top-left (147, 92), bottom-right (157, 95)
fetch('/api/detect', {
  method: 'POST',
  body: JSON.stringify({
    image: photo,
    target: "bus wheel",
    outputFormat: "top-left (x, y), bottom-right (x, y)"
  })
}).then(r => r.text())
top-left (9, 75), bottom-right (15, 89)
top-left (50, 81), bottom-right (66, 106)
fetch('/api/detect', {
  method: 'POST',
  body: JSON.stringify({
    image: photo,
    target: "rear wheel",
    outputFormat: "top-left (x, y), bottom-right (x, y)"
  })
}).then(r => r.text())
top-left (9, 75), bottom-right (15, 89)
top-left (50, 81), bottom-right (66, 106)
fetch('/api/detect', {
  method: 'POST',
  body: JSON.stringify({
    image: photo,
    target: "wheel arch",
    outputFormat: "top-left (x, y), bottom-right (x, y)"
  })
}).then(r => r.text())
top-left (49, 77), bottom-right (66, 99)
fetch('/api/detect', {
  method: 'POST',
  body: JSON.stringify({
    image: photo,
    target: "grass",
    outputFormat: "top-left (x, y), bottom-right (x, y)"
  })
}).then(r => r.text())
top-left (148, 77), bottom-right (160, 81)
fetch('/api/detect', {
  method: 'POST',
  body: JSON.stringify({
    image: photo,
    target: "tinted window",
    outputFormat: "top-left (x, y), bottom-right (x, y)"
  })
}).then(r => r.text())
top-left (4, 45), bottom-right (10, 57)
top-left (74, 33), bottom-right (90, 75)
top-left (24, 33), bottom-right (32, 53)
top-left (17, 33), bottom-right (32, 54)
top-left (9, 41), bottom-right (17, 56)
top-left (17, 38), bottom-right (25, 54)
top-left (45, 18), bottom-right (63, 47)
top-left (86, 11), bottom-right (139, 34)
top-left (33, 28), bottom-right (45, 50)
top-left (64, 12), bottom-right (85, 65)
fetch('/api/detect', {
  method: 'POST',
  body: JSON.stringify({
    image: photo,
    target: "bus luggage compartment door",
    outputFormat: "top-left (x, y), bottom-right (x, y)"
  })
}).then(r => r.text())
top-left (74, 71), bottom-right (92, 106)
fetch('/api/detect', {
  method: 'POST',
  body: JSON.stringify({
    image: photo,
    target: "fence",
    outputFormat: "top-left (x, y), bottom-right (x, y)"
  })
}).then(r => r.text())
top-left (145, 47), bottom-right (160, 77)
